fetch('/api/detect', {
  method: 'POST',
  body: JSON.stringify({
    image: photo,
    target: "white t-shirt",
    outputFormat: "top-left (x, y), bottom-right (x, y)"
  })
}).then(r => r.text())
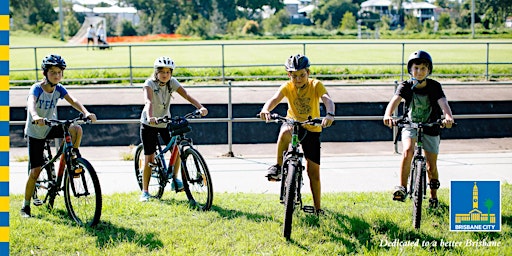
top-left (140, 77), bottom-right (181, 128)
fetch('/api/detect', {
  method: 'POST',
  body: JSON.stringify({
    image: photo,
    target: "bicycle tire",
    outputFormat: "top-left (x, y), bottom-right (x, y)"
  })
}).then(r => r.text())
top-left (181, 147), bottom-right (213, 211)
top-left (283, 161), bottom-right (298, 240)
top-left (64, 157), bottom-right (102, 227)
top-left (30, 154), bottom-right (57, 209)
top-left (412, 159), bottom-right (424, 229)
top-left (134, 143), bottom-right (165, 198)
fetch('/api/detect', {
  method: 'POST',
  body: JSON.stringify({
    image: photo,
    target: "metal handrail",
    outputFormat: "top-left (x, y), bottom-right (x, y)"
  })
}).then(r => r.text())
top-left (10, 41), bottom-right (512, 85)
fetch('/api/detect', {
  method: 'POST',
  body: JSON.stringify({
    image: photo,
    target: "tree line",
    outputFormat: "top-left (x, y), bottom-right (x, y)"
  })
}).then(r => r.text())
top-left (9, 0), bottom-right (512, 40)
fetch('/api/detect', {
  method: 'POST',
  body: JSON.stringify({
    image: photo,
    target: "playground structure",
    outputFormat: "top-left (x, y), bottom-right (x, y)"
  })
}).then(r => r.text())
top-left (67, 16), bottom-right (107, 46)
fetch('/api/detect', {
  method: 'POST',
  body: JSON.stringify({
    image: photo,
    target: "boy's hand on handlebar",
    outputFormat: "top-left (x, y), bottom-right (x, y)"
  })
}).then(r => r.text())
top-left (442, 117), bottom-right (455, 128)
top-left (198, 107), bottom-right (208, 116)
top-left (382, 115), bottom-right (395, 128)
top-left (259, 110), bottom-right (271, 122)
top-left (322, 115), bottom-right (334, 128)
top-left (85, 113), bottom-right (97, 122)
top-left (33, 116), bottom-right (45, 126)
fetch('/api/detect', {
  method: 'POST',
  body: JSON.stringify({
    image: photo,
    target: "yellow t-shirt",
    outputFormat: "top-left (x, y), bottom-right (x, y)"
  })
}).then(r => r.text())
top-left (279, 78), bottom-right (327, 132)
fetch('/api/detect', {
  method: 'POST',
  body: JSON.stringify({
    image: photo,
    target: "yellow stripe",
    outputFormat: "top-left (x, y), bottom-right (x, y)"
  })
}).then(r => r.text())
top-left (0, 16), bottom-right (8, 31)
top-left (0, 167), bottom-right (7, 182)
top-left (0, 107), bottom-right (7, 121)
top-left (0, 137), bottom-right (7, 151)
top-left (0, 76), bottom-right (7, 91)
top-left (0, 198), bottom-right (7, 212)
top-left (0, 227), bottom-right (7, 242)
top-left (0, 46), bottom-right (7, 61)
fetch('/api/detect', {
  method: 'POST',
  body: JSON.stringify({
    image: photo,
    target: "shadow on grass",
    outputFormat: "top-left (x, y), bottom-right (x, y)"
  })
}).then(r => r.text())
top-left (86, 220), bottom-right (163, 251)
top-left (40, 205), bottom-right (164, 251)
top-left (210, 205), bottom-right (275, 222)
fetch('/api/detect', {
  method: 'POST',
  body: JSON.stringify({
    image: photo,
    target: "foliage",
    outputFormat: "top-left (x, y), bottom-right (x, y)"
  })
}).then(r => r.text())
top-left (242, 20), bottom-right (261, 35)
top-left (117, 20), bottom-right (137, 36)
top-left (262, 9), bottom-right (290, 35)
top-left (226, 18), bottom-right (250, 35)
top-left (340, 11), bottom-right (357, 31)
top-left (438, 13), bottom-right (452, 30)
top-left (404, 15), bottom-right (421, 32)
top-left (64, 12), bottom-right (81, 37)
top-left (311, 0), bottom-right (359, 29)
top-left (176, 16), bottom-right (213, 38)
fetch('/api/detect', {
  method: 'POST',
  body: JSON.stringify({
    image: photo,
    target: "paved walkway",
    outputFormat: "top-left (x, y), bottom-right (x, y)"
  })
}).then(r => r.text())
top-left (9, 138), bottom-right (512, 195)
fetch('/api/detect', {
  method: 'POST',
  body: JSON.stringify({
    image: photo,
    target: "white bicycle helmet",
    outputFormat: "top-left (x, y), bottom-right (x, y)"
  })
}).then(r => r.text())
top-left (154, 56), bottom-right (175, 69)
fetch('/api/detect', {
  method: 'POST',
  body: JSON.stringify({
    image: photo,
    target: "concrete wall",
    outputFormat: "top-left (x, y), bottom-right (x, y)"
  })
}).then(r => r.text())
top-left (10, 101), bottom-right (512, 147)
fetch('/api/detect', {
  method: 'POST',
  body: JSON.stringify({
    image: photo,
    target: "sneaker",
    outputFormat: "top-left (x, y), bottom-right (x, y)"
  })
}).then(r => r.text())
top-left (139, 192), bottom-right (150, 202)
top-left (393, 185), bottom-right (407, 202)
top-left (316, 209), bottom-right (325, 216)
top-left (429, 198), bottom-right (439, 208)
top-left (266, 164), bottom-right (281, 181)
top-left (171, 178), bottom-right (184, 192)
top-left (20, 206), bottom-right (31, 218)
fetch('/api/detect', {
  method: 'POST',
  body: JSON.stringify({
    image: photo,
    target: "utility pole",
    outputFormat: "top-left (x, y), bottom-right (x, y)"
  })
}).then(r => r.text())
top-left (59, 0), bottom-right (65, 41)
top-left (471, 0), bottom-right (475, 39)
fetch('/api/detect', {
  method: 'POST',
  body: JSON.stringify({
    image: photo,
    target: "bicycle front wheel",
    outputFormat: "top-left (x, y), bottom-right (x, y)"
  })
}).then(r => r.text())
top-left (64, 158), bottom-right (102, 227)
top-left (181, 147), bottom-right (213, 211)
top-left (134, 143), bottom-right (165, 198)
top-left (283, 161), bottom-right (299, 240)
top-left (412, 159), bottom-right (425, 229)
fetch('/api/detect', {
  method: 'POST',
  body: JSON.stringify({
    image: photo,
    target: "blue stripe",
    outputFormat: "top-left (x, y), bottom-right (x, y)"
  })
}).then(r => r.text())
top-left (0, 183), bottom-right (7, 197)
top-left (0, 243), bottom-right (8, 255)
top-left (0, 123), bottom-right (7, 136)
top-left (0, 91), bottom-right (7, 105)
top-left (0, 212), bottom-right (7, 226)
top-left (0, 62), bottom-right (7, 76)
top-left (0, 1), bottom-right (8, 15)
top-left (0, 152), bottom-right (7, 166)
top-left (0, 31), bottom-right (7, 45)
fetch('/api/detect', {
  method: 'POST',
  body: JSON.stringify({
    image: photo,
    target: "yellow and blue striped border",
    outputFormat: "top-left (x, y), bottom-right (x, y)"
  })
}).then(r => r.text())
top-left (0, 0), bottom-right (9, 254)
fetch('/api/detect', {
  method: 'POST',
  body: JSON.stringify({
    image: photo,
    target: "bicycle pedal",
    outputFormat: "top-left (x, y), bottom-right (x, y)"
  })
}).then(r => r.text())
top-left (302, 205), bottom-right (315, 214)
top-left (73, 167), bottom-right (83, 178)
top-left (32, 199), bottom-right (43, 206)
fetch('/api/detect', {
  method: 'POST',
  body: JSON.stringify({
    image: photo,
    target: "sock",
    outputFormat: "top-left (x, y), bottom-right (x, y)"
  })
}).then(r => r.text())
top-left (23, 200), bottom-right (30, 207)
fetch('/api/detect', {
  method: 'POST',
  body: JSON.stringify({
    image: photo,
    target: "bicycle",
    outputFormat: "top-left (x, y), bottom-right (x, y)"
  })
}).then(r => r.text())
top-left (134, 110), bottom-right (213, 211)
top-left (262, 113), bottom-right (325, 240)
top-left (31, 114), bottom-right (102, 227)
top-left (393, 118), bottom-right (455, 229)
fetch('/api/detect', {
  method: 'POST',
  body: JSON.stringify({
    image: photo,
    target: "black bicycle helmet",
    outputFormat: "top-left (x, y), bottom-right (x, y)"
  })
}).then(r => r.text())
top-left (41, 54), bottom-right (67, 71)
top-left (407, 50), bottom-right (432, 75)
top-left (284, 54), bottom-right (310, 72)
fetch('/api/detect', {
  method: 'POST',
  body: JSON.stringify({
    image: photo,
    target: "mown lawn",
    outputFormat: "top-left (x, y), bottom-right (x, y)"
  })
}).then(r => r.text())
top-left (10, 184), bottom-right (511, 255)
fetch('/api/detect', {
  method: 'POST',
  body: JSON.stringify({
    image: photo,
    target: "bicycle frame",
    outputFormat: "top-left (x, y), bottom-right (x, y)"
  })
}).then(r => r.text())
top-left (154, 132), bottom-right (193, 189)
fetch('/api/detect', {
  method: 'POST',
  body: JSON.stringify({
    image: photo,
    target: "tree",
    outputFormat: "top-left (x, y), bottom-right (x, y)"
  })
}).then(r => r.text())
top-left (340, 11), bottom-right (357, 30)
top-left (438, 13), bottom-right (452, 30)
top-left (311, 0), bottom-right (358, 29)
top-left (262, 9), bottom-right (290, 34)
top-left (484, 199), bottom-right (494, 223)
top-left (11, 0), bottom-right (57, 30)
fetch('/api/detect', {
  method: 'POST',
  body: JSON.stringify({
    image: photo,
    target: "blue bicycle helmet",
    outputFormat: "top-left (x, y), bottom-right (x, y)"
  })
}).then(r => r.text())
top-left (41, 54), bottom-right (67, 71)
top-left (284, 54), bottom-right (310, 72)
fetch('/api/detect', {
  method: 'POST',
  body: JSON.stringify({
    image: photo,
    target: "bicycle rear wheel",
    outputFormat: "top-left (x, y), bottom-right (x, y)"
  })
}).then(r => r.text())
top-left (181, 147), bottom-right (213, 211)
top-left (64, 158), bottom-right (102, 227)
top-left (134, 143), bottom-right (165, 198)
top-left (30, 156), bottom-right (57, 209)
top-left (412, 159), bottom-right (424, 229)
top-left (283, 161), bottom-right (298, 240)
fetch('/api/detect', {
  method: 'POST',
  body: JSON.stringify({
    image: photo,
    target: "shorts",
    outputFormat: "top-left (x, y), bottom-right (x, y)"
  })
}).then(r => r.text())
top-left (87, 37), bottom-right (94, 43)
top-left (283, 124), bottom-right (321, 165)
top-left (401, 127), bottom-right (440, 154)
top-left (140, 124), bottom-right (171, 155)
top-left (28, 126), bottom-right (64, 168)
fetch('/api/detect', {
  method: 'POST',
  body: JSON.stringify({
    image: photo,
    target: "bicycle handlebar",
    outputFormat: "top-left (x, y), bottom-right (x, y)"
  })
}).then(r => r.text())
top-left (394, 119), bottom-right (457, 129)
top-left (258, 113), bottom-right (323, 126)
top-left (156, 110), bottom-right (202, 124)
top-left (33, 114), bottom-right (92, 127)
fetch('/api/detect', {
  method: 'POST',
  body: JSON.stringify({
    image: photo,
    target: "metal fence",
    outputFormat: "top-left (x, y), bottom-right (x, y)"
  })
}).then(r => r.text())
top-left (10, 41), bottom-right (512, 85)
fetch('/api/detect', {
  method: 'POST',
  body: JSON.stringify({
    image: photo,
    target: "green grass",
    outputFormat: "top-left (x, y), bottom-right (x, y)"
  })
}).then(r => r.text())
top-left (10, 185), bottom-right (512, 255)
top-left (9, 31), bottom-right (512, 85)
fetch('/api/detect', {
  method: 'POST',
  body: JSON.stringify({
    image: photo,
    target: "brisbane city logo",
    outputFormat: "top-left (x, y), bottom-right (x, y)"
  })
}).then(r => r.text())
top-left (450, 181), bottom-right (501, 232)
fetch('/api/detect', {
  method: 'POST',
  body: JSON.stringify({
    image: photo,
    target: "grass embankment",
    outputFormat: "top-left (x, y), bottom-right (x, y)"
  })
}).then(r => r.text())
top-left (9, 31), bottom-right (512, 85)
top-left (10, 185), bottom-right (511, 255)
